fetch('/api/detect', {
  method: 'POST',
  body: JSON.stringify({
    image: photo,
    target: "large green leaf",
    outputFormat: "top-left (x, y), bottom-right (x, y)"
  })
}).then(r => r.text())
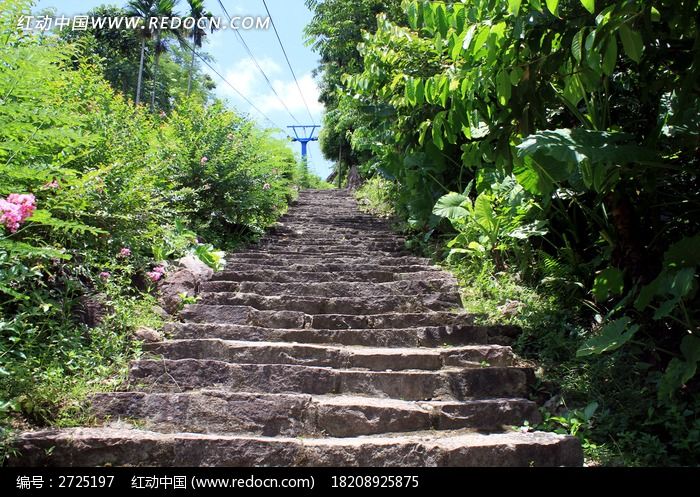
top-left (517, 129), bottom-right (654, 173)
top-left (571, 28), bottom-right (585, 62)
top-left (619, 24), bottom-right (643, 62)
top-left (580, 0), bottom-right (595, 14)
top-left (508, 0), bottom-right (522, 15)
top-left (592, 267), bottom-right (624, 301)
top-left (433, 192), bottom-right (469, 220)
top-left (659, 337), bottom-right (700, 399)
top-left (496, 70), bottom-right (511, 106)
top-left (577, 317), bottom-right (640, 357)
top-left (602, 37), bottom-right (618, 76)
top-left (513, 156), bottom-right (562, 197)
top-left (434, 3), bottom-right (449, 38)
top-left (545, 0), bottom-right (559, 16)
top-left (472, 193), bottom-right (497, 233)
top-left (664, 234), bottom-right (700, 268)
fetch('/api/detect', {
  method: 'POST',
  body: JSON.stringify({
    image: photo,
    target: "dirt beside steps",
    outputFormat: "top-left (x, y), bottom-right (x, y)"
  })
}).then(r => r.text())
top-left (10, 189), bottom-right (582, 467)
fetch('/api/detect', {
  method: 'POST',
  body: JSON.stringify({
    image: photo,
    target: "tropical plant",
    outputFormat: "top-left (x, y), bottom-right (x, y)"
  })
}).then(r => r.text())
top-left (126, 0), bottom-right (157, 107)
top-left (184, 0), bottom-right (214, 96)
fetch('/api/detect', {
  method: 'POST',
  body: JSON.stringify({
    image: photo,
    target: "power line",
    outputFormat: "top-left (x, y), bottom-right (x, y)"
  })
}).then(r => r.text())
top-left (216, 0), bottom-right (301, 124)
top-left (261, 0), bottom-right (316, 123)
top-left (181, 38), bottom-right (281, 129)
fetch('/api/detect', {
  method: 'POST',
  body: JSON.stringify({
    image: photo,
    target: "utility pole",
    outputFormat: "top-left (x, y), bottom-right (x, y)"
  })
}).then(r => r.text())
top-left (288, 125), bottom-right (319, 185)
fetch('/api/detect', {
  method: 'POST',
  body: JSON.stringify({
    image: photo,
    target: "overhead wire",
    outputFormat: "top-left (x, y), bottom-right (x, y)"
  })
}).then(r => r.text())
top-left (181, 38), bottom-right (281, 129)
top-left (260, 0), bottom-right (316, 123)
top-left (216, 0), bottom-right (301, 124)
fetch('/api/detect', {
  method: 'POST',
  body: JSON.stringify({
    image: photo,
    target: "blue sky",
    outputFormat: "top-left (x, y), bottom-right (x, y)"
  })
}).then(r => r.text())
top-left (34, 0), bottom-right (333, 178)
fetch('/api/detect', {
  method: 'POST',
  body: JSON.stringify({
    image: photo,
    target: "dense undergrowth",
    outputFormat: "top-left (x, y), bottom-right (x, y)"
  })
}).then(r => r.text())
top-left (0, 0), bottom-right (322, 458)
top-left (333, 0), bottom-right (700, 465)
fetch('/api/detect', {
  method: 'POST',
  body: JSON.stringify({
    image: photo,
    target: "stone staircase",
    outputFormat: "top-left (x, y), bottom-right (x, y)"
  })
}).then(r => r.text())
top-left (11, 189), bottom-right (582, 466)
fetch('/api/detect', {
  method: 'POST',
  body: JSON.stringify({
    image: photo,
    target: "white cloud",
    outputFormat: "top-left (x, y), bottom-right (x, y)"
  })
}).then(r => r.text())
top-left (258, 72), bottom-right (324, 121)
top-left (219, 57), bottom-right (282, 98)
top-left (212, 57), bottom-right (323, 124)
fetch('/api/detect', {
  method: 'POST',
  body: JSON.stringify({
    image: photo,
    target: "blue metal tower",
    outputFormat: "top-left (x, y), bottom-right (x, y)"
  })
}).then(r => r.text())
top-left (288, 125), bottom-right (319, 163)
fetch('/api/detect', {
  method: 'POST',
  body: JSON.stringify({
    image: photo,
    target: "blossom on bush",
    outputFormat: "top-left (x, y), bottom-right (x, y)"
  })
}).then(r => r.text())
top-left (118, 247), bottom-right (131, 258)
top-left (147, 265), bottom-right (166, 282)
top-left (99, 271), bottom-right (111, 279)
top-left (263, 183), bottom-right (271, 191)
top-left (0, 193), bottom-right (36, 233)
top-left (43, 180), bottom-right (60, 190)
top-left (200, 156), bottom-right (209, 165)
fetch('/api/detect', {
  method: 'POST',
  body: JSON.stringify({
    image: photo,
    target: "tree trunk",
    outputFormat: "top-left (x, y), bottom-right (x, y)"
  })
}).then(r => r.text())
top-left (346, 164), bottom-right (362, 190)
top-left (150, 30), bottom-right (162, 112)
top-left (187, 48), bottom-right (195, 97)
top-left (135, 37), bottom-right (146, 106)
top-left (606, 191), bottom-right (649, 282)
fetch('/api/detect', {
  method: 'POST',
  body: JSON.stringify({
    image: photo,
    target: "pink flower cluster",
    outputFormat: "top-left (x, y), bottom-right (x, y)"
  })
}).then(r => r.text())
top-left (0, 194), bottom-right (36, 233)
top-left (147, 265), bottom-right (166, 282)
top-left (118, 247), bottom-right (132, 258)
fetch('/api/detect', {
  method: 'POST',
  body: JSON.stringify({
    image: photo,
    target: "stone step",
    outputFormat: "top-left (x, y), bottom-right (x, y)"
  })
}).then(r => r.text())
top-left (143, 339), bottom-right (516, 369)
top-left (165, 322), bottom-right (520, 347)
top-left (197, 293), bottom-right (456, 314)
top-left (267, 228), bottom-right (400, 238)
top-left (279, 220), bottom-right (393, 229)
top-left (218, 263), bottom-right (440, 274)
top-left (257, 239), bottom-right (405, 248)
top-left (128, 359), bottom-right (533, 400)
top-left (208, 270), bottom-right (447, 283)
top-left (10, 427), bottom-right (583, 466)
top-left (239, 247), bottom-right (412, 257)
top-left (180, 305), bottom-right (474, 329)
top-left (199, 279), bottom-right (459, 298)
top-left (90, 391), bottom-right (540, 436)
top-left (225, 254), bottom-right (433, 266)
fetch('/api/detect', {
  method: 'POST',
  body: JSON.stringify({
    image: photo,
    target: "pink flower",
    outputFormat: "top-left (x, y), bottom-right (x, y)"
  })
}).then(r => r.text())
top-left (159, 111), bottom-right (167, 118)
top-left (99, 271), bottom-right (111, 279)
top-left (0, 193), bottom-right (36, 233)
top-left (263, 183), bottom-right (271, 191)
top-left (153, 265), bottom-right (166, 274)
top-left (118, 247), bottom-right (131, 258)
top-left (200, 156), bottom-right (209, 165)
top-left (43, 180), bottom-right (60, 189)
top-left (146, 271), bottom-right (162, 282)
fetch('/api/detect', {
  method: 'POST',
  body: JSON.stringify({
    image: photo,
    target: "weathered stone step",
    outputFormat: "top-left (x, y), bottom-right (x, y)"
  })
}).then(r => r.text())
top-left (143, 339), bottom-right (515, 369)
top-left (226, 253), bottom-right (433, 266)
top-left (267, 228), bottom-right (400, 238)
top-left (91, 391), bottom-right (540, 436)
top-left (197, 293), bottom-right (456, 314)
top-left (257, 239), bottom-right (405, 248)
top-left (128, 359), bottom-right (533, 400)
top-left (199, 279), bottom-right (459, 299)
top-left (208, 270), bottom-right (446, 283)
top-left (180, 305), bottom-right (474, 329)
top-left (165, 322), bottom-right (519, 347)
top-left (240, 247), bottom-right (411, 257)
top-left (218, 263), bottom-right (440, 274)
top-left (10, 427), bottom-right (582, 466)
top-left (271, 224), bottom-right (396, 234)
top-left (279, 219), bottom-right (393, 228)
